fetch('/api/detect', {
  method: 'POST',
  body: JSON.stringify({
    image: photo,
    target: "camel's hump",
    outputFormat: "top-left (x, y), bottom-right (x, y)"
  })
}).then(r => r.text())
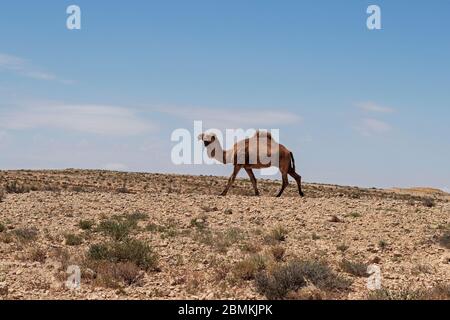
top-left (254, 130), bottom-right (272, 139)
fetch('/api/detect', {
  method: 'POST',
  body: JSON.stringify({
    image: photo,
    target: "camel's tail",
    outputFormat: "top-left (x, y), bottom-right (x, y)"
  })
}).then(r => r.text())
top-left (290, 152), bottom-right (296, 171)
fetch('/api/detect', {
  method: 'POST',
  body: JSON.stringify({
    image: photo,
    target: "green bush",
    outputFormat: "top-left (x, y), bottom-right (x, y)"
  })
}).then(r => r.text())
top-left (340, 259), bottom-right (368, 277)
top-left (256, 259), bottom-right (352, 299)
top-left (87, 239), bottom-right (158, 271)
top-left (97, 218), bottom-right (135, 241)
top-left (79, 220), bottom-right (95, 230)
top-left (234, 254), bottom-right (267, 280)
top-left (439, 229), bottom-right (450, 249)
top-left (12, 227), bottom-right (38, 243)
top-left (65, 233), bottom-right (83, 246)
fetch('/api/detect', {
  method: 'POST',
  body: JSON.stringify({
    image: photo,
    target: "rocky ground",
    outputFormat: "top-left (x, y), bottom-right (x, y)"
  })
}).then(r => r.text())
top-left (0, 169), bottom-right (449, 300)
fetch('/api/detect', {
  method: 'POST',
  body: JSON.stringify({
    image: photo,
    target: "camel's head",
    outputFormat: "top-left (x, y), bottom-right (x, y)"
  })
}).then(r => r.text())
top-left (198, 133), bottom-right (216, 147)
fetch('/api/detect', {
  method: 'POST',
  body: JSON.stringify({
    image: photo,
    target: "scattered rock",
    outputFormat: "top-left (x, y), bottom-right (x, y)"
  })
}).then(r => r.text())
top-left (0, 170), bottom-right (448, 300)
top-left (0, 283), bottom-right (8, 296)
top-left (370, 256), bottom-right (381, 264)
top-left (329, 215), bottom-right (342, 223)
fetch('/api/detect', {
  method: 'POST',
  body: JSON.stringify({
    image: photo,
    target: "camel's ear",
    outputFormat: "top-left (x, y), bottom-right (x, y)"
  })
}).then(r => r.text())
top-left (210, 135), bottom-right (216, 142)
top-left (197, 133), bottom-right (204, 141)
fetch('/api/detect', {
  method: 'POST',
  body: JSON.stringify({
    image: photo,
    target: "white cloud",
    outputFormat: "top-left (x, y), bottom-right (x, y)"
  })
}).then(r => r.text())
top-left (158, 105), bottom-right (302, 129)
top-left (356, 102), bottom-right (394, 113)
top-left (0, 103), bottom-right (155, 136)
top-left (357, 118), bottom-right (391, 136)
top-left (0, 53), bottom-right (67, 82)
top-left (102, 163), bottom-right (129, 171)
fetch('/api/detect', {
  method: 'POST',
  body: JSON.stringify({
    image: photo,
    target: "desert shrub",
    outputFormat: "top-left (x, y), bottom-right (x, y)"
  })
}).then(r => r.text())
top-left (411, 263), bottom-right (433, 275)
top-left (88, 243), bottom-right (110, 260)
top-left (340, 259), bottom-right (368, 277)
top-left (146, 223), bottom-right (159, 232)
top-left (41, 183), bottom-right (61, 192)
top-left (116, 181), bottom-right (130, 193)
top-left (422, 197), bottom-right (435, 208)
top-left (65, 233), bottom-right (83, 246)
top-left (224, 227), bottom-right (244, 243)
top-left (368, 284), bottom-right (450, 300)
top-left (51, 247), bottom-right (71, 270)
top-left (240, 241), bottom-right (262, 254)
top-left (112, 262), bottom-right (143, 285)
top-left (28, 247), bottom-right (47, 263)
top-left (0, 223), bottom-right (6, 233)
top-left (271, 246), bottom-right (286, 262)
top-left (255, 261), bottom-right (307, 299)
top-left (147, 219), bottom-right (178, 238)
top-left (89, 261), bottom-right (143, 288)
top-left (110, 239), bottom-right (157, 270)
top-left (0, 188), bottom-right (4, 202)
top-left (425, 284), bottom-right (450, 300)
top-left (97, 217), bottom-right (136, 241)
top-left (234, 254), bottom-right (267, 280)
top-left (215, 227), bottom-right (244, 252)
top-left (71, 185), bottom-right (89, 193)
top-left (264, 226), bottom-right (288, 243)
top-left (255, 259), bottom-right (351, 299)
top-left (127, 212), bottom-right (147, 222)
top-left (79, 220), bottom-right (95, 230)
top-left (438, 226), bottom-right (450, 249)
top-left (378, 239), bottom-right (388, 250)
top-left (336, 243), bottom-right (349, 252)
top-left (12, 227), bottom-right (38, 243)
top-left (4, 181), bottom-right (31, 194)
top-left (193, 227), bottom-right (244, 253)
top-left (87, 239), bottom-right (158, 271)
top-left (0, 232), bottom-right (14, 244)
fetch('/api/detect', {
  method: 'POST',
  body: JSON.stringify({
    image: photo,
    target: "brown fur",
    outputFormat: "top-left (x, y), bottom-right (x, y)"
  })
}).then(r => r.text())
top-left (198, 131), bottom-right (304, 197)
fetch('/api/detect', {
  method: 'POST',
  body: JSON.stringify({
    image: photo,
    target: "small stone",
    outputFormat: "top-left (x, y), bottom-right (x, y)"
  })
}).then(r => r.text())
top-left (224, 208), bottom-right (233, 215)
top-left (0, 283), bottom-right (8, 296)
top-left (83, 268), bottom-right (96, 280)
top-left (370, 256), bottom-right (381, 264)
top-left (329, 215), bottom-right (342, 223)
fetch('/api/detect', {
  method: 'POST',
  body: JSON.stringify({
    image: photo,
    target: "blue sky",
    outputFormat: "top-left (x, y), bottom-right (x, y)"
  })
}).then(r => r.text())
top-left (0, 0), bottom-right (449, 190)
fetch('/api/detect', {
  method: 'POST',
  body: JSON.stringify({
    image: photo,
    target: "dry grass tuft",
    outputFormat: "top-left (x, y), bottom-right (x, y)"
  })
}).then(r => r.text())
top-left (368, 284), bottom-right (450, 300)
top-left (255, 259), bottom-right (352, 299)
top-left (234, 254), bottom-right (268, 280)
top-left (340, 259), bottom-right (368, 277)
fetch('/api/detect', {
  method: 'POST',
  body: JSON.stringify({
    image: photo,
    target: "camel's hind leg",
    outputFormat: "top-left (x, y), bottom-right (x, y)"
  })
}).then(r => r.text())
top-left (288, 167), bottom-right (304, 197)
top-left (245, 168), bottom-right (260, 196)
top-left (276, 173), bottom-right (289, 197)
top-left (221, 165), bottom-right (242, 196)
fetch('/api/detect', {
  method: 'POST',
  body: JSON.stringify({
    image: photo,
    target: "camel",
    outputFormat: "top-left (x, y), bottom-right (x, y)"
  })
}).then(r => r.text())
top-left (198, 131), bottom-right (304, 197)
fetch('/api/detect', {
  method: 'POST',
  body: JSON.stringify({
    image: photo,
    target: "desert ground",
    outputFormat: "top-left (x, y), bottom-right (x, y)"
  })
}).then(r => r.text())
top-left (0, 169), bottom-right (449, 300)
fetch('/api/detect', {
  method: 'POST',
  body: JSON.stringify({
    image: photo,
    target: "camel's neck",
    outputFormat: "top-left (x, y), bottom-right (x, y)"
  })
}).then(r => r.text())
top-left (206, 141), bottom-right (229, 164)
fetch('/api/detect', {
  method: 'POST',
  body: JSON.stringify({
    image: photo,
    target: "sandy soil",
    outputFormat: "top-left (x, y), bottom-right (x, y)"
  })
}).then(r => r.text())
top-left (0, 170), bottom-right (449, 300)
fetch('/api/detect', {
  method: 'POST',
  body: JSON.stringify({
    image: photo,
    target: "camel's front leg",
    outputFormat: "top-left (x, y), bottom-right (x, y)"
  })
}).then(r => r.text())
top-left (220, 165), bottom-right (242, 196)
top-left (276, 173), bottom-right (289, 197)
